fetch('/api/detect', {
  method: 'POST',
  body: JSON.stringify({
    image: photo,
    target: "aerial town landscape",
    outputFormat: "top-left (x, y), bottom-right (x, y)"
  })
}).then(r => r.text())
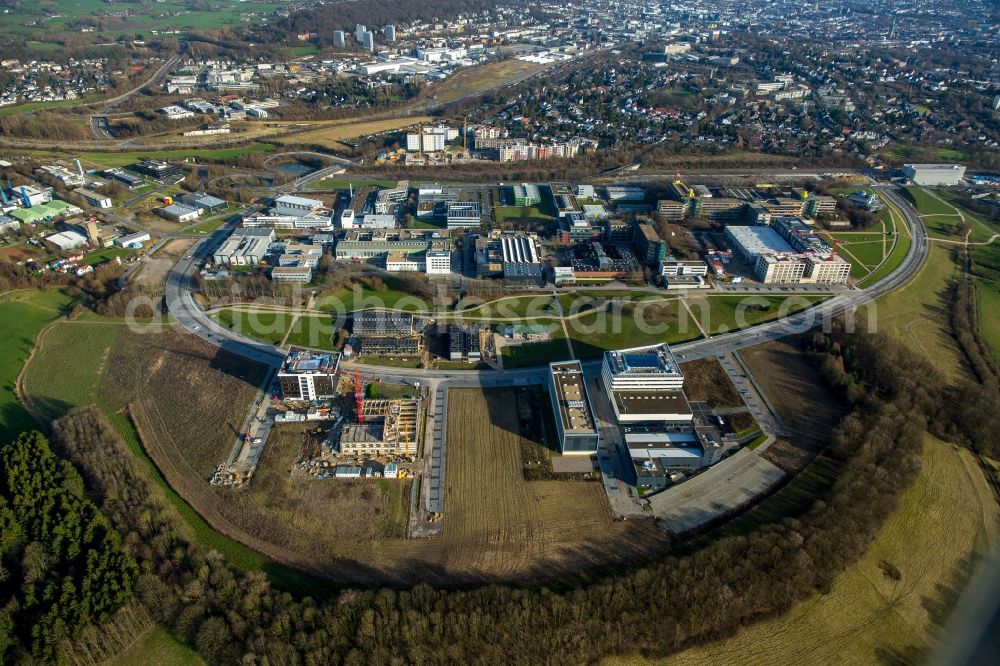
top-left (0, 0), bottom-right (998, 664)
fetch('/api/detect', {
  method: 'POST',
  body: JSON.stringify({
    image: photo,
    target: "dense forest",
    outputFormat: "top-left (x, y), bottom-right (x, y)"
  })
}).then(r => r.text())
top-left (0, 432), bottom-right (136, 663)
top-left (27, 321), bottom-right (992, 664)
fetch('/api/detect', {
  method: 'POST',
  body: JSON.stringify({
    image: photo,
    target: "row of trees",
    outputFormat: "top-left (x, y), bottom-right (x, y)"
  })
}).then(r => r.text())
top-left (0, 432), bottom-right (137, 663)
top-left (41, 321), bottom-right (980, 665)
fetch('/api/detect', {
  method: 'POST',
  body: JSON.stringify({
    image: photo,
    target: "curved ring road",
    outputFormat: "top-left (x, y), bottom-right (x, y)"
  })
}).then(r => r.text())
top-left (165, 184), bottom-right (927, 386)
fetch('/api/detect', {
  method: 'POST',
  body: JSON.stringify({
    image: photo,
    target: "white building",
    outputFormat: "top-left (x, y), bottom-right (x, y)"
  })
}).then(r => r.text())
top-left (902, 163), bottom-right (966, 186)
top-left (602, 345), bottom-right (693, 425)
top-left (425, 249), bottom-right (451, 274)
top-left (278, 351), bottom-right (340, 401)
top-left (385, 25), bottom-right (396, 42)
top-left (114, 231), bottom-right (150, 248)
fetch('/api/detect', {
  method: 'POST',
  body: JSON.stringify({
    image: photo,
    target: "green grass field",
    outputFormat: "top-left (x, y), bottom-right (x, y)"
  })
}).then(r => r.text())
top-left (857, 232), bottom-right (912, 289)
top-left (494, 205), bottom-right (553, 225)
top-left (317, 283), bottom-right (429, 313)
top-left (642, 437), bottom-right (999, 666)
top-left (568, 301), bottom-right (701, 359)
top-left (306, 178), bottom-right (398, 190)
top-left (21, 321), bottom-right (121, 423)
top-left (211, 308), bottom-right (290, 345)
top-left (283, 315), bottom-right (338, 350)
top-left (687, 294), bottom-right (829, 336)
top-left (23, 144), bottom-right (275, 170)
top-left (975, 279), bottom-right (1000, 363)
top-left (460, 295), bottom-right (559, 319)
top-left (0, 288), bottom-right (78, 442)
top-left (109, 626), bottom-right (205, 666)
top-left (0, 0), bottom-right (287, 40)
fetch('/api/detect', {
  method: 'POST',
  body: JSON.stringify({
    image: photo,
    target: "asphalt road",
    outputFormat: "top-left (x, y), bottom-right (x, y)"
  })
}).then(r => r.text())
top-left (161, 183), bottom-right (927, 518)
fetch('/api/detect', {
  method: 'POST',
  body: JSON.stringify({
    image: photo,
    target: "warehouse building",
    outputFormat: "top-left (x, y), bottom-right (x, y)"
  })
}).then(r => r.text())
top-left (278, 351), bottom-right (341, 401)
top-left (44, 230), bottom-right (88, 252)
top-left (902, 163), bottom-right (966, 186)
top-left (273, 194), bottom-right (324, 216)
top-left (114, 231), bottom-right (150, 248)
top-left (499, 233), bottom-right (542, 280)
top-left (548, 361), bottom-right (600, 455)
top-left (157, 203), bottom-right (202, 223)
top-left (181, 192), bottom-right (227, 212)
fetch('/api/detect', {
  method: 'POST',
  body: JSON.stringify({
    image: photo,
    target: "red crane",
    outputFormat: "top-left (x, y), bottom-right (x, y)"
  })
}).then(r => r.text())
top-left (354, 367), bottom-right (364, 424)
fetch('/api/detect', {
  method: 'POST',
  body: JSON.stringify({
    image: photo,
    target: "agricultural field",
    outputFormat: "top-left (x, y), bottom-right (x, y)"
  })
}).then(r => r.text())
top-left (434, 59), bottom-right (545, 102)
top-left (740, 340), bottom-right (848, 473)
top-left (273, 116), bottom-right (433, 148)
top-left (0, 0), bottom-right (286, 42)
top-left (0, 288), bottom-right (79, 441)
top-left (623, 436), bottom-right (999, 666)
top-left (679, 357), bottom-right (743, 409)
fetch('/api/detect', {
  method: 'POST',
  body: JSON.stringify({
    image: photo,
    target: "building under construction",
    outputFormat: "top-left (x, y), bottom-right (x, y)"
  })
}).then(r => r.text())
top-left (339, 399), bottom-right (420, 457)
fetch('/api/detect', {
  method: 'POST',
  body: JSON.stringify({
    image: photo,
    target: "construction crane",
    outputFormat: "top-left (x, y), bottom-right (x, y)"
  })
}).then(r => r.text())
top-left (354, 367), bottom-right (365, 425)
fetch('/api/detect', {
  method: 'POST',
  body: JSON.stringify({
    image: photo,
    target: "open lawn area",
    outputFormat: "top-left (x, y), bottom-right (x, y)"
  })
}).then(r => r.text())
top-left (494, 205), bottom-right (553, 225)
top-left (307, 178), bottom-right (398, 190)
top-left (0, 288), bottom-right (79, 441)
top-left (110, 626), bottom-right (205, 666)
top-left (567, 300), bottom-right (701, 359)
top-left (211, 308), bottom-right (290, 345)
top-left (619, 436), bottom-right (999, 666)
top-left (975, 279), bottom-right (1000, 363)
top-left (22, 144), bottom-right (274, 170)
top-left (459, 294), bottom-right (559, 319)
top-left (904, 187), bottom-right (1000, 243)
top-left (684, 294), bottom-right (829, 336)
top-left (875, 242), bottom-right (967, 381)
top-left (317, 282), bottom-right (431, 313)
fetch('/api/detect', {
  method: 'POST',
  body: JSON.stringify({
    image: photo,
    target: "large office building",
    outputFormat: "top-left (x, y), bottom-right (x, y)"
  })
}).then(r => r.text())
top-left (725, 221), bottom-right (850, 285)
top-left (278, 351), bottom-right (340, 401)
top-left (602, 344), bottom-right (693, 424)
top-left (902, 163), bottom-right (966, 186)
top-left (547, 361), bottom-right (601, 455)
